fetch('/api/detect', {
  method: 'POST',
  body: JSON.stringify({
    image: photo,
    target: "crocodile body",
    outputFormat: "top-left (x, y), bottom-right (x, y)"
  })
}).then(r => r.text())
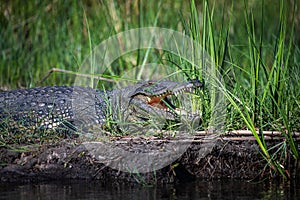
top-left (0, 80), bottom-right (203, 134)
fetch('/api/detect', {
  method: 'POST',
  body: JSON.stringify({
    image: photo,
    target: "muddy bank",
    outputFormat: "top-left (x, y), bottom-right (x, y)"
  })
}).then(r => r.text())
top-left (0, 131), bottom-right (299, 184)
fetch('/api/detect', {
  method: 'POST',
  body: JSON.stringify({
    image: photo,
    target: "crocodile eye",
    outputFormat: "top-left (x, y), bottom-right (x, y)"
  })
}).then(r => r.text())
top-left (147, 81), bottom-right (154, 85)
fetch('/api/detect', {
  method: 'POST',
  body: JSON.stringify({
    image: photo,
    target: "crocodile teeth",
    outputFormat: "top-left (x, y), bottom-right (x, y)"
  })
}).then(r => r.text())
top-left (175, 108), bottom-right (188, 116)
top-left (173, 90), bottom-right (181, 95)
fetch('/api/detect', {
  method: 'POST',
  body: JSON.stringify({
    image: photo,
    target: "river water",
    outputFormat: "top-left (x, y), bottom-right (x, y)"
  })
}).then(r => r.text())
top-left (1, 178), bottom-right (299, 200)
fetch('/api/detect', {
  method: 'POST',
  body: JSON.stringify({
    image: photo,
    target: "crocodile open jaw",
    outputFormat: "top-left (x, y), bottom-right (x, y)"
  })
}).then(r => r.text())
top-left (132, 79), bottom-right (203, 118)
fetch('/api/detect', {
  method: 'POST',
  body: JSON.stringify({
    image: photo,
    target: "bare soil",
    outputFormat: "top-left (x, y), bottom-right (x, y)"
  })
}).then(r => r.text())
top-left (0, 131), bottom-right (299, 184)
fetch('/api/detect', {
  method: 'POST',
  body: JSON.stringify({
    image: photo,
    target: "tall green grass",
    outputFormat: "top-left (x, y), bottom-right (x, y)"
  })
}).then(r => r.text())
top-left (0, 0), bottom-right (186, 88)
top-left (183, 0), bottom-right (299, 178)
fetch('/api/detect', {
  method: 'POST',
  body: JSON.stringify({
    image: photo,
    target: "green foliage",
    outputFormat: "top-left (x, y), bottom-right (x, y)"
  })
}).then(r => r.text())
top-left (185, 0), bottom-right (300, 178)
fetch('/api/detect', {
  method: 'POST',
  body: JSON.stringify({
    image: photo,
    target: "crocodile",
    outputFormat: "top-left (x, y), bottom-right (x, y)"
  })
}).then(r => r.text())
top-left (0, 79), bottom-right (203, 135)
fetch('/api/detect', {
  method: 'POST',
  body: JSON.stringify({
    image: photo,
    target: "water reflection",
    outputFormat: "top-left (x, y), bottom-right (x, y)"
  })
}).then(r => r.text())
top-left (0, 179), bottom-right (299, 200)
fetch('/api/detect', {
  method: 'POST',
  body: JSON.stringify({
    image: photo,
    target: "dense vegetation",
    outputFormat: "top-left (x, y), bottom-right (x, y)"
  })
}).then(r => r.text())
top-left (1, 0), bottom-right (299, 178)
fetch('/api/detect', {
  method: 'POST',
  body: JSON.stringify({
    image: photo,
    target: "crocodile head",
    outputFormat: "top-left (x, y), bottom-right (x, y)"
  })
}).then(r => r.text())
top-left (110, 79), bottom-right (204, 133)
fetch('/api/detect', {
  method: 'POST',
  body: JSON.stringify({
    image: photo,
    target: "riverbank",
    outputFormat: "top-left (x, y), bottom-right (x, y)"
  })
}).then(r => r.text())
top-left (1, 130), bottom-right (299, 184)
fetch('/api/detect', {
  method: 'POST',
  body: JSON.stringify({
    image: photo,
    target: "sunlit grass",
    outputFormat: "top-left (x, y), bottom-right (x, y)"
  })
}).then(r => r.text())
top-left (171, 0), bottom-right (299, 178)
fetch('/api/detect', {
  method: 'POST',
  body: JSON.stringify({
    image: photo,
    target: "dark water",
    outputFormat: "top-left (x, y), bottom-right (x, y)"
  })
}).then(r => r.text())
top-left (0, 179), bottom-right (299, 200)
